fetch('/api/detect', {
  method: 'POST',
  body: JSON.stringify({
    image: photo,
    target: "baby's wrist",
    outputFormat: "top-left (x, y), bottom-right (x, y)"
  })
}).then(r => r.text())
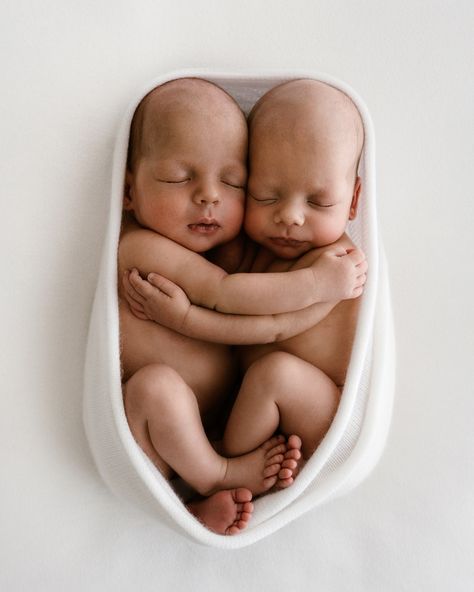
top-left (309, 265), bottom-right (323, 303)
top-left (178, 304), bottom-right (193, 332)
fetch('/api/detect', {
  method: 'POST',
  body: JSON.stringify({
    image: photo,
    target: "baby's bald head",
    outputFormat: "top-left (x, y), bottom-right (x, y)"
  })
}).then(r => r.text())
top-left (249, 79), bottom-right (364, 180)
top-left (244, 80), bottom-right (364, 254)
top-left (127, 78), bottom-right (247, 171)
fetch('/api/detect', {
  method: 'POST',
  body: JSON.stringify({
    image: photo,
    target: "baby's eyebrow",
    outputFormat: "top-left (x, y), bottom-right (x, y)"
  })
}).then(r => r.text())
top-left (306, 186), bottom-right (327, 197)
top-left (221, 163), bottom-right (247, 178)
top-left (152, 159), bottom-right (188, 170)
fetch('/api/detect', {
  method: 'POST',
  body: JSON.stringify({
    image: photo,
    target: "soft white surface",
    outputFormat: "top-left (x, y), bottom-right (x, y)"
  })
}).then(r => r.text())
top-left (1, 0), bottom-right (473, 589)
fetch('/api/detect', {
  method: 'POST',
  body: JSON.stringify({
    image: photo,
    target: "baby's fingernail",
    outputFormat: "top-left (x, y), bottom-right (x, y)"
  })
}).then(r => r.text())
top-left (148, 273), bottom-right (155, 280)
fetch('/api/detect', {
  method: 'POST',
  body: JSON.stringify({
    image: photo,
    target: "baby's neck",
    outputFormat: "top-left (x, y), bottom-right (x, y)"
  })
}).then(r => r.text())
top-left (248, 243), bottom-right (285, 273)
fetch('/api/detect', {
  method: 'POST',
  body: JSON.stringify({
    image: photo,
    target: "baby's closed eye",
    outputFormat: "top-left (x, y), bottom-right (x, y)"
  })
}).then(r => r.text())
top-left (156, 177), bottom-right (190, 184)
top-left (221, 178), bottom-right (245, 189)
top-left (307, 200), bottom-right (334, 208)
top-left (249, 192), bottom-right (277, 204)
top-left (153, 162), bottom-right (190, 184)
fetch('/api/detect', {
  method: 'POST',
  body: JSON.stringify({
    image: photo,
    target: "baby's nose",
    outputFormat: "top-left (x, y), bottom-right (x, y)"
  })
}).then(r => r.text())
top-left (193, 179), bottom-right (220, 205)
top-left (274, 205), bottom-right (305, 226)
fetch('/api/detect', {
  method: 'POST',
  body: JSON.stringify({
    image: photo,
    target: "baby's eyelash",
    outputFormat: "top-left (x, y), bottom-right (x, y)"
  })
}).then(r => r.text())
top-left (222, 181), bottom-right (245, 189)
top-left (308, 201), bottom-right (334, 208)
top-left (249, 193), bottom-right (276, 203)
top-left (156, 177), bottom-right (189, 185)
top-left (156, 178), bottom-right (190, 184)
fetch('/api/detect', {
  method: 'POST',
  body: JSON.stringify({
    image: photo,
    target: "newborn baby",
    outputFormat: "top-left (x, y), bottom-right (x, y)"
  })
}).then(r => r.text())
top-left (125, 79), bottom-right (367, 483)
top-left (119, 78), bottom-right (365, 534)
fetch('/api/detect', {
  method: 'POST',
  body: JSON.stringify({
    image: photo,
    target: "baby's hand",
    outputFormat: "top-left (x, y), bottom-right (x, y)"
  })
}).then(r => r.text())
top-left (122, 268), bottom-right (191, 330)
top-left (312, 247), bottom-right (368, 301)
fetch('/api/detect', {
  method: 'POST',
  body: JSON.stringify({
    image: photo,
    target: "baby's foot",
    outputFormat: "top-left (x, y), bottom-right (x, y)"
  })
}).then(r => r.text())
top-left (188, 488), bottom-right (254, 536)
top-left (222, 435), bottom-right (286, 495)
top-left (276, 435), bottom-right (303, 489)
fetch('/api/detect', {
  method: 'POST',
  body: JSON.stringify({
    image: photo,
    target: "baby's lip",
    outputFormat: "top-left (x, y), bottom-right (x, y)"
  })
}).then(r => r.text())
top-left (270, 236), bottom-right (306, 247)
top-left (188, 218), bottom-right (221, 233)
top-left (193, 217), bottom-right (220, 226)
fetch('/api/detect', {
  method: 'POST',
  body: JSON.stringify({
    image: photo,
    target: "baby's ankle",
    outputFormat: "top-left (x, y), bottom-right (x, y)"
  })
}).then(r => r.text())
top-left (196, 457), bottom-right (229, 497)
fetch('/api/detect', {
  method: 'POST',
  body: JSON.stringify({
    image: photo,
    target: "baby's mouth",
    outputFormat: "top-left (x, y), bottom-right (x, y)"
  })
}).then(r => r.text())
top-left (188, 219), bottom-right (221, 234)
top-left (270, 236), bottom-right (306, 247)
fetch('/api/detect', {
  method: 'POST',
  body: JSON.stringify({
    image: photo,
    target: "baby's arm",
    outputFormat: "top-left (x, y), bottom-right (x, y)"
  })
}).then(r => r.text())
top-left (119, 229), bottom-right (366, 315)
top-left (123, 269), bottom-right (336, 344)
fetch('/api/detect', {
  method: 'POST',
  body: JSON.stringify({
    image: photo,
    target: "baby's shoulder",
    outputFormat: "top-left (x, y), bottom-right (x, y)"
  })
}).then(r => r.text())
top-left (120, 226), bottom-right (165, 254)
top-left (118, 224), bottom-right (189, 270)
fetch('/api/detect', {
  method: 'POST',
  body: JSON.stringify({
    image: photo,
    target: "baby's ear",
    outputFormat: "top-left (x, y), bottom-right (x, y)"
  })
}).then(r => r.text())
top-left (349, 176), bottom-right (362, 220)
top-left (123, 170), bottom-right (134, 210)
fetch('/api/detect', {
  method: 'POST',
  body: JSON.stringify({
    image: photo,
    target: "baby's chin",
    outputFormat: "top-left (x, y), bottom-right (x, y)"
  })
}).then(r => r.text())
top-left (265, 241), bottom-right (314, 260)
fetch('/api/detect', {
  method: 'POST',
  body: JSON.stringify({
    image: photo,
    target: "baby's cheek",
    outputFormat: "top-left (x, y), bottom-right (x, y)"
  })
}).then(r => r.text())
top-left (243, 210), bottom-right (260, 238)
top-left (316, 221), bottom-right (345, 245)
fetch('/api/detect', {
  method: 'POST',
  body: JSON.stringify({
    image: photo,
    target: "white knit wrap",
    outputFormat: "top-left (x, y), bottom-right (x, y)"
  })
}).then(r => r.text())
top-left (83, 70), bottom-right (395, 549)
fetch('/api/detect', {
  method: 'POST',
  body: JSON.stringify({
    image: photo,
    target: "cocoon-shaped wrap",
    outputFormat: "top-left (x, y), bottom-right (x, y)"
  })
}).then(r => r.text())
top-left (83, 70), bottom-right (395, 549)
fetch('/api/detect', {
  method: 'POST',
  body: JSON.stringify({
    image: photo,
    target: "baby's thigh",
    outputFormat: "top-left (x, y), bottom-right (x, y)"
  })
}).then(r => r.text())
top-left (123, 363), bottom-right (193, 421)
top-left (244, 351), bottom-right (328, 393)
top-left (245, 352), bottom-right (340, 450)
top-left (120, 301), bottom-right (236, 415)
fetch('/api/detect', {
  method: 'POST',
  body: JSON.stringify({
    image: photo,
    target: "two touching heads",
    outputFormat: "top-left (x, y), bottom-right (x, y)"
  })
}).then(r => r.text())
top-left (123, 77), bottom-right (364, 258)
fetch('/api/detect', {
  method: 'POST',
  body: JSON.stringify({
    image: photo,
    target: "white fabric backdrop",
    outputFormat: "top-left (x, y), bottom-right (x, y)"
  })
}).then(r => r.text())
top-left (1, 1), bottom-right (473, 590)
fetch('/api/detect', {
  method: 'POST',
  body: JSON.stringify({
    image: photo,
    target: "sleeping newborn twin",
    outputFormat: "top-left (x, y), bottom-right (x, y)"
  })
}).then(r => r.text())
top-left (118, 77), bottom-right (366, 535)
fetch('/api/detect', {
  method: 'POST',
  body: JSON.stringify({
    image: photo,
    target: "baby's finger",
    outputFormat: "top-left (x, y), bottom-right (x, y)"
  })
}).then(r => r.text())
top-left (356, 259), bottom-right (368, 274)
top-left (129, 306), bottom-right (149, 320)
top-left (147, 273), bottom-right (183, 298)
top-left (125, 294), bottom-right (147, 318)
top-left (347, 248), bottom-right (366, 265)
top-left (125, 290), bottom-right (146, 313)
top-left (327, 245), bottom-right (349, 258)
top-left (128, 268), bottom-right (161, 299)
top-left (123, 273), bottom-right (146, 306)
top-left (123, 272), bottom-right (146, 304)
top-left (123, 291), bottom-right (145, 312)
top-left (356, 273), bottom-right (367, 287)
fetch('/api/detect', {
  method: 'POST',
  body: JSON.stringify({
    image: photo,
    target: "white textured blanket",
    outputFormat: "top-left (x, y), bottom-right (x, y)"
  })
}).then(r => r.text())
top-left (83, 69), bottom-right (395, 549)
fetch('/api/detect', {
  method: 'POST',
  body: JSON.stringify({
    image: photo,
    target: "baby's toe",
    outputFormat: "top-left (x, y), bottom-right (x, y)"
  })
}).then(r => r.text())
top-left (263, 463), bottom-right (281, 478)
top-left (232, 488), bottom-right (252, 503)
top-left (266, 453), bottom-right (284, 466)
top-left (278, 467), bottom-right (293, 480)
top-left (288, 435), bottom-right (302, 450)
top-left (261, 435), bottom-right (285, 452)
top-left (278, 477), bottom-right (294, 488)
top-left (266, 443), bottom-right (287, 458)
top-left (284, 448), bottom-right (301, 461)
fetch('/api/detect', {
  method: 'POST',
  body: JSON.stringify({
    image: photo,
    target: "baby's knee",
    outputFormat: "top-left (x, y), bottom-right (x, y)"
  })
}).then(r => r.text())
top-left (124, 363), bottom-right (186, 412)
top-left (246, 351), bottom-right (301, 390)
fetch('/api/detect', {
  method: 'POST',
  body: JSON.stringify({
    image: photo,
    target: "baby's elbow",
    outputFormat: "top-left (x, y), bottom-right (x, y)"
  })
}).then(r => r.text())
top-left (271, 316), bottom-right (286, 343)
top-left (208, 271), bottom-right (231, 312)
top-left (273, 331), bottom-right (286, 343)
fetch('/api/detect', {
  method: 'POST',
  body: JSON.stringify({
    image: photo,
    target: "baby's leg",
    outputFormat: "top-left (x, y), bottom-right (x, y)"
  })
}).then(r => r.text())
top-left (222, 352), bottom-right (340, 480)
top-left (123, 363), bottom-right (286, 497)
